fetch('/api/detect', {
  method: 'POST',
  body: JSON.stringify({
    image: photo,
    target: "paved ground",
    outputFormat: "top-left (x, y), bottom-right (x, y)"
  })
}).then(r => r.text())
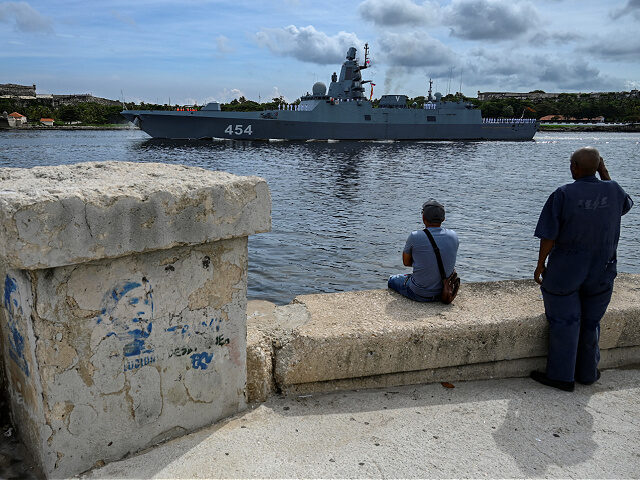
top-left (81, 367), bottom-right (640, 479)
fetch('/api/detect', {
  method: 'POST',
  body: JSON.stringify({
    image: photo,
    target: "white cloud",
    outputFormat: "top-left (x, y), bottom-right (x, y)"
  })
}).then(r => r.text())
top-left (464, 49), bottom-right (622, 91)
top-left (610, 0), bottom-right (640, 20)
top-left (444, 0), bottom-right (539, 40)
top-left (255, 25), bottom-right (362, 65)
top-left (0, 1), bottom-right (53, 33)
top-left (378, 31), bottom-right (456, 68)
top-left (215, 35), bottom-right (235, 55)
top-left (580, 37), bottom-right (640, 62)
top-left (358, 0), bottom-right (441, 26)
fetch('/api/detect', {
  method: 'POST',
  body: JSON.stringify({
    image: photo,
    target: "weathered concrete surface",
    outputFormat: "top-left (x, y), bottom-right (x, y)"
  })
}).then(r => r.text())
top-left (0, 162), bottom-right (270, 269)
top-left (246, 301), bottom-right (309, 402)
top-left (246, 274), bottom-right (640, 398)
top-left (0, 162), bottom-right (271, 478)
top-left (82, 366), bottom-right (640, 479)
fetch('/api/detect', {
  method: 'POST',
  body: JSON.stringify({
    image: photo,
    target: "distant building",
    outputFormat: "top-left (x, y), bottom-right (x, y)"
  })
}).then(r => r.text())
top-left (0, 83), bottom-right (36, 98)
top-left (8, 112), bottom-right (27, 126)
top-left (539, 115), bottom-right (605, 123)
top-left (50, 94), bottom-right (121, 107)
top-left (477, 91), bottom-right (559, 101)
top-left (0, 82), bottom-right (120, 106)
top-left (478, 90), bottom-right (640, 101)
top-left (40, 118), bottom-right (55, 126)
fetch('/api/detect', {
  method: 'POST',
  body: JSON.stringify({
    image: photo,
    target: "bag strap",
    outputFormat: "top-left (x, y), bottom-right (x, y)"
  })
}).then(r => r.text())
top-left (423, 228), bottom-right (446, 281)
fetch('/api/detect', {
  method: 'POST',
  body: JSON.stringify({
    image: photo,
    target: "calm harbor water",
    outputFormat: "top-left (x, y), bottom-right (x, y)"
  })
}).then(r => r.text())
top-left (1, 129), bottom-right (638, 304)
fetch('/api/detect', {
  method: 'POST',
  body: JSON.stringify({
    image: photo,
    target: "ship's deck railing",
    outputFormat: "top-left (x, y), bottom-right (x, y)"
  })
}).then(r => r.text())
top-left (483, 118), bottom-right (538, 123)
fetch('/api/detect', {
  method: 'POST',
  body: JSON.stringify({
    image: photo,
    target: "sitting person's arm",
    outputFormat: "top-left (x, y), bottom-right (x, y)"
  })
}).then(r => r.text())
top-left (403, 252), bottom-right (413, 266)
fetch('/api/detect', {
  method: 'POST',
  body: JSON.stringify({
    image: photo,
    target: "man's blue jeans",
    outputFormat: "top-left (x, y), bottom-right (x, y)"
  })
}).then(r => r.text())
top-left (388, 274), bottom-right (439, 302)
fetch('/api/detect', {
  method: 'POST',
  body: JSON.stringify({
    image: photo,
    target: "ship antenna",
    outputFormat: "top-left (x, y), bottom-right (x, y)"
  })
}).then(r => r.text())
top-left (427, 78), bottom-right (433, 101)
top-left (363, 43), bottom-right (369, 68)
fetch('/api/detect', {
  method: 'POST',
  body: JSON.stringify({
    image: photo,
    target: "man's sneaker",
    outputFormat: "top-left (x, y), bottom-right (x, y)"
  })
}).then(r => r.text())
top-left (576, 369), bottom-right (601, 386)
top-left (530, 371), bottom-right (575, 392)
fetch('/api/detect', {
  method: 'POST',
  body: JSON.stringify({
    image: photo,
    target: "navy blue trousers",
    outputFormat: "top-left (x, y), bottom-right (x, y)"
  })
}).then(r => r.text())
top-left (541, 274), bottom-right (614, 383)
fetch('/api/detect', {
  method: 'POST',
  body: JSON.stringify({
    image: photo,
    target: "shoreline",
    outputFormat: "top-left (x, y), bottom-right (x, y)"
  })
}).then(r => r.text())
top-left (2, 124), bottom-right (639, 133)
top-left (538, 124), bottom-right (640, 132)
top-left (1, 124), bottom-right (138, 131)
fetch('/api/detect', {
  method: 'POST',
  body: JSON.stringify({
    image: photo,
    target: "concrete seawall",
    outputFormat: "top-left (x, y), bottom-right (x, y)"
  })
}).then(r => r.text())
top-left (246, 274), bottom-right (640, 402)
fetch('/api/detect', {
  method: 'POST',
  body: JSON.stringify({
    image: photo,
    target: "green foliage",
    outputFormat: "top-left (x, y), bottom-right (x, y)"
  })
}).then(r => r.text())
top-left (475, 93), bottom-right (640, 121)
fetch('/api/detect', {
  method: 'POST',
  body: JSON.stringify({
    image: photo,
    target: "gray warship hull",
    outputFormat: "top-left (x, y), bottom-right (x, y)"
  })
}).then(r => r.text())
top-left (121, 102), bottom-right (538, 141)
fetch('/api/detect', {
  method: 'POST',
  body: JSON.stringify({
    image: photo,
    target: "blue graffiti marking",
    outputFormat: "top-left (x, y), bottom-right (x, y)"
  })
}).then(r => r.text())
top-left (191, 352), bottom-right (213, 370)
top-left (3, 275), bottom-right (29, 377)
top-left (166, 318), bottom-right (225, 338)
top-left (123, 355), bottom-right (156, 372)
top-left (3, 275), bottom-right (16, 308)
top-left (96, 278), bottom-right (154, 360)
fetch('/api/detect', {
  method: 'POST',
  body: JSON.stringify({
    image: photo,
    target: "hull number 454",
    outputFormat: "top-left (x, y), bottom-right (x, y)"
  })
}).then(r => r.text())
top-left (225, 124), bottom-right (252, 135)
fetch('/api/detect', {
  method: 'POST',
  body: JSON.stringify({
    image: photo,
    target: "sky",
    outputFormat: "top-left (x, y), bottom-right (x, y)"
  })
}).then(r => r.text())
top-left (1, 0), bottom-right (639, 105)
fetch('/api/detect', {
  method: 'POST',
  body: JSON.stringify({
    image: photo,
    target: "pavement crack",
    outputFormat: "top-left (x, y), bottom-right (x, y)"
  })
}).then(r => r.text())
top-left (84, 203), bottom-right (94, 238)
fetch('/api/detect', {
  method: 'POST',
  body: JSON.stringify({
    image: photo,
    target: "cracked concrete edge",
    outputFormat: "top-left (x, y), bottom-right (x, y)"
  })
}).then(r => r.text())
top-left (246, 301), bottom-right (310, 403)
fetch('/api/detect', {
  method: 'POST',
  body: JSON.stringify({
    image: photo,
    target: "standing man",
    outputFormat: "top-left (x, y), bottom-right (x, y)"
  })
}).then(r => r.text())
top-left (532, 147), bottom-right (633, 391)
top-left (388, 199), bottom-right (459, 302)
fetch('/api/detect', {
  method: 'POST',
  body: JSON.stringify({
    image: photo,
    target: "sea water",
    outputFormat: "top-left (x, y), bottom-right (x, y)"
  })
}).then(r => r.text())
top-left (1, 129), bottom-right (638, 304)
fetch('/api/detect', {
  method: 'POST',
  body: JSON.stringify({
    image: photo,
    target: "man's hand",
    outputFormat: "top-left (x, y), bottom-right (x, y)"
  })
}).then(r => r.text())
top-left (598, 156), bottom-right (611, 180)
top-left (534, 263), bottom-right (546, 285)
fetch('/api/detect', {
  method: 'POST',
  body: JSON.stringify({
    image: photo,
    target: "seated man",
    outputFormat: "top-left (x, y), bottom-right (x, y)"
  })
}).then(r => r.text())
top-left (388, 199), bottom-right (459, 302)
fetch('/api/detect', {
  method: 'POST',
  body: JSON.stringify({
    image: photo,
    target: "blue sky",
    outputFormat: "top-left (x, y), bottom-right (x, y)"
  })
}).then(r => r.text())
top-left (1, 0), bottom-right (638, 104)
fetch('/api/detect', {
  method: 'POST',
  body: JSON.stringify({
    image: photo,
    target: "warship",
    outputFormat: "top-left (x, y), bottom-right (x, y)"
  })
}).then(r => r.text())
top-left (121, 45), bottom-right (538, 141)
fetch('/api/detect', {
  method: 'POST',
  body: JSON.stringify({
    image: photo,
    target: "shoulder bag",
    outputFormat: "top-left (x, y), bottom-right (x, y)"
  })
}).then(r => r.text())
top-left (423, 229), bottom-right (460, 304)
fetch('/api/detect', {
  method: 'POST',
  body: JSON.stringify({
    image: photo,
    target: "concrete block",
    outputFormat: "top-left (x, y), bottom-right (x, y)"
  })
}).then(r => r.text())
top-left (0, 161), bottom-right (270, 269)
top-left (0, 162), bottom-right (271, 478)
top-left (273, 275), bottom-right (640, 389)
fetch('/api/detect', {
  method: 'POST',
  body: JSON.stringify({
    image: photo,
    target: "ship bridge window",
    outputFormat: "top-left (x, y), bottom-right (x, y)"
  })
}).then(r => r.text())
top-left (364, 114), bottom-right (371, 121)
top-left (427, 116), bottom-right (436, 122)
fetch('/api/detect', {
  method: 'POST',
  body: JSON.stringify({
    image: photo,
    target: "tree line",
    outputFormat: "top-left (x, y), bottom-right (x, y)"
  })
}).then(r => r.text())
top-left (3, 92), bottom-right (639, 124)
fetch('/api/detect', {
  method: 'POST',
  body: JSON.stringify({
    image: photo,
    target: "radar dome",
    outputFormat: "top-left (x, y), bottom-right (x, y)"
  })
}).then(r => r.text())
top-left (312, 82), bottom-right (327, 96)
top-left (434, 92), bottom-right (442, 101)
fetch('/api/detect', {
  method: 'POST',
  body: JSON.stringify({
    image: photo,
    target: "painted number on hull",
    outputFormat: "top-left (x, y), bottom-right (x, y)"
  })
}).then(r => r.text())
top-left (225, 124), bottom-right (252, 135)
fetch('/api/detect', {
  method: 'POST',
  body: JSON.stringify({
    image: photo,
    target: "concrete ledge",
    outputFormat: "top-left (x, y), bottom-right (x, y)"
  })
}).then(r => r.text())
top-left (246, 274), bottom-right (640, 402)
top-left (0, 162), bottom-right (270, 269)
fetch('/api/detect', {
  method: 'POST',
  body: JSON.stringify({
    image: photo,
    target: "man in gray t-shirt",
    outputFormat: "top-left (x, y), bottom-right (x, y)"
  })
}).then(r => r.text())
top-left (388, 199), bottom-right (459, 301)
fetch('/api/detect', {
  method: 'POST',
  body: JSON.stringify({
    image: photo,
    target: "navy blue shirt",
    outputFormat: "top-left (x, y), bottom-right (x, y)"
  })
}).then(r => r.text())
top-left (535, 176), bottom-right (633, 257)
top-left (403, 227), bottom-right (459, 297)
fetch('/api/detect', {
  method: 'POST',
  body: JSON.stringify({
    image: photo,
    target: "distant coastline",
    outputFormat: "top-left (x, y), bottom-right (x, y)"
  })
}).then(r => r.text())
top-left (3, 124), bottom-right (639, 133)
top-left (2, 124), bottom-right (137, 131)
top-left (538, 124), bottom-right (640, 132)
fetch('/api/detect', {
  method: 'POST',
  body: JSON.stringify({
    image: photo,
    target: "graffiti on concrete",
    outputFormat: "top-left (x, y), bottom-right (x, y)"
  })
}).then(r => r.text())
top-left (97, 277), bottom-right (154, 362)
top-left (124, 355), bottom-right (156, 372)
top-left (3, 275), bottom-right (29, 377)
top-left (190, 351), bottom-right (213, 370)
top-left (95, 279), bottom-right (234, 374)
top-left (166, 317), bottom-right (228, 340)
